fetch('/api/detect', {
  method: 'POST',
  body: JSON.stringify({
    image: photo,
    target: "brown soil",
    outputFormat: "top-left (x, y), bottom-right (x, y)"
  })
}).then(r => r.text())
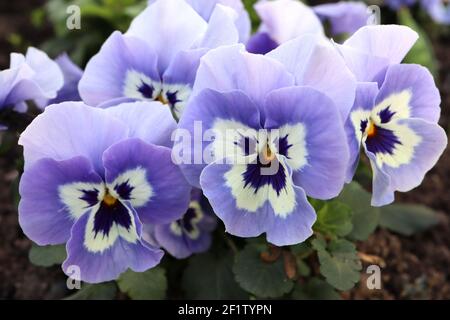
top-left (0, 0), bottom-right (448, 300)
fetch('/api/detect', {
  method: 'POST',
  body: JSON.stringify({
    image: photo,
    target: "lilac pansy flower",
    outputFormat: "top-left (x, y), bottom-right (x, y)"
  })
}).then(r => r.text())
top-left (147, 0), bottom-right (251, 42)
top-left (0, 47), bottom-right (63, 113)
top-left (346, 65), bottom-right (447, 206)
top-left (422, 0), bottom-right (450, 25)
top-left (175, 44), bottom-right (351, 246)
top-left (79, 0), bottom-right (240, 120)
top-left (19, 101), bottom-right (191, 283)
top-left (313, 1), bottom-right (369, 36)
top-left (37, 53), bottom-right (83, 108)
top-left (247, 0), bottom-right (324, 55)
top-left (144, 189), bottom-right (217, 259)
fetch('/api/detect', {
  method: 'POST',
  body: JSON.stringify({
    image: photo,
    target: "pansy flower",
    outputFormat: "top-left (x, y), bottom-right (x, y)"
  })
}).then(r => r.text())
top-left (246, 0), bottom-right (324, 55)
top-left (384, 0), bottom-right (417, 10)
top-left (79, 0), bottom-right (240, 120)
top-left (422, 0), bottom-right (450, 25)
top-left (19, 101), bottom-right (191, 283)
top-left (144, 189), bottom-right (217, 259)
top-left (346, 65), bottom-right (447, 206)
top-left (313, 1), bottom-right (369, 37)
top-left (0, 47), bottom-right (63, 113)
top-left (175, 44), bottom-right (351, 245)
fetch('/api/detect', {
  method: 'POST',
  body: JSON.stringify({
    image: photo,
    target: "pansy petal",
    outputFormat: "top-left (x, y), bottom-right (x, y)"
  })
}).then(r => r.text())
top-left (19, 102), bottom-right (129, 174)
top-left (103, 138), bottom-right (190, 225)
top-left (266, 185), bottom-right (316, 246)
top-left (62, 202), bottom-right (163, 283)
top-left (105, 101), bottom-right (177, 148)
top-left (199, 4), bottom-right (239, 48)
top-left (366, 150), bottom-right (394, 207)
top-left (255, 0), bottom-right (324, 44)
top-left (374, 64), bottom-right (441, 123)
top-left (246, 32), bottom-right (279, 55)
top-left (176, 89), bottom-right (261, 187)
top-left (79, 31), bottom-right (159, 106)
top-left (37, 53), bottom-right (83, 108)
top-left (313, 2), bottom-right (368, 36)
top-left (163, 48), bottom-right (207, 86)
top-left (268, 36), bottom-right (357, 120)
top-left (368, 118), bottom-right (447, 206)
top-left (19, 156), bottom-right (103, 245)
top-left (200, 160), bottom-right (275, 238)
top-left (264, 86), bottom-right (349, 199)
top-left (335, 43), bottom-right (391, 82)
top-left (193, 44), bottom-right (294, 105)
top-left (126, 0), bottom-right (207, 73)
top-left (345, 82), bottom-right (379, 182)
top-left (343, 25), bottom-right (418, 65)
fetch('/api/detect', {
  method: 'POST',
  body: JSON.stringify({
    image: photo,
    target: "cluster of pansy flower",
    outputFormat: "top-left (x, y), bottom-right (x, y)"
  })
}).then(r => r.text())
top-left (5, 0), bottom-right (446, 283)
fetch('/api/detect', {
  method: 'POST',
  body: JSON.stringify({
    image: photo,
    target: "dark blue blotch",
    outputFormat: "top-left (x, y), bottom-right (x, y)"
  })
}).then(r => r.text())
top-left (166, 91), bottom-right (180, 107)
top-left (360, 119), bottom-right (368, 133)
top-left (79, 189), bottom-right (99, 208)
top-left (277, 135), bottom-right (293, 158)
top-left (137, 82), bottom-right (154, 99)
top-left (379, 106), bottom-right (396, 123)
top-left (242, 158), bottom-right (287, 196)
top-left (93, 201), bottom-right (132, 238)
top-left (365, 126), bottom-right (402, 155)
top-left (114, 180), bottom-right (134, 201)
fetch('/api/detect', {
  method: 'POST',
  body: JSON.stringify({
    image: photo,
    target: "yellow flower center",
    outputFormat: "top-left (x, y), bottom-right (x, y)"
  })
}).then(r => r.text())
top-left (103, 192), bottom-right (117, 206)
top-left (366, 120), bottom-right (377, 138)
top-left (262, 143), bottom-right (276, 162)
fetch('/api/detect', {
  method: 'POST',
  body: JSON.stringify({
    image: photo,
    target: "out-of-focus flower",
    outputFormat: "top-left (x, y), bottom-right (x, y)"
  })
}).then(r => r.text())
top-left (19, 101), bottom-right (191, 283)
top-left (385, 0), bottom-right (416, 10)
top-left (79, 0), bottom-right (240, 120)
top-left (246, 0), bottom-right (324, 54)
top-left (144, 189), bottom-right (217, 259)
top-left (422, 0), bottom-right (450, 25)
top-left (346, 65), bottom-right (447, 206)
top-left (313, 1), bottom-right (369, 36)
top-left (0, 47), bottom-right (63, 112)
top-left (176, 43), bottom-right (353, 245)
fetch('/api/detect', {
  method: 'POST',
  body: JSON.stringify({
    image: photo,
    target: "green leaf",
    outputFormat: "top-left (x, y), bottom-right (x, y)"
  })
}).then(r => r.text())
top-left (28, 243), bottom-right (66, 267)
top-left (233, 245), bottom-right (294, 298)
top-left (313, 200), bottom-right (353, 237)
top-left (379, 204), bottom-right (439, 236)
top-left (292, 278), bottom-right (341, 300)
top-left (337, 182), bottom-right (380, 240)
top-left (398, 8), bottom-right (438, 78)
top-left (117, 267), bottom-right (167, 300)
top-left (314, 238), bottom-right (362, 291)
top-left (65, 282), bottom-right (117, 300)
top-left (182, 253), bottom-right (247, 300)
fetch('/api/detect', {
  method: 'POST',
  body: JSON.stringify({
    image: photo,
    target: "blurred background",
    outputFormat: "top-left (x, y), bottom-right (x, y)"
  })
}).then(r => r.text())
top-left (0, 0), bottom-right (448, 299)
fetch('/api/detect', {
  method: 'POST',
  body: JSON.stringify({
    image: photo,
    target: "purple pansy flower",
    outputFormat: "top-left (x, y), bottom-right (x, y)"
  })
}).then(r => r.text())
top-left (346, 65), bottom-right (447, 206)
top-left (19, 101), bottom-right (191, 283)
top-left (79, 0), bottom-right (240, 120)
top-left (422, 0), bottom-right (450, 25)
top-left (175, 44), bottom-right (351, 246)
top-left (246, 0), bottom-right (324, 55)
top-left (147, 0), bottom-right (251, 42)
top-left (144, 189), bottom-right (217, 259)
top-left (37, 53), bottom-right (83, 108)
top-left (313, 1), bottom-right (369, 36)
top-left (0, 47), bottom-right (63, 113)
